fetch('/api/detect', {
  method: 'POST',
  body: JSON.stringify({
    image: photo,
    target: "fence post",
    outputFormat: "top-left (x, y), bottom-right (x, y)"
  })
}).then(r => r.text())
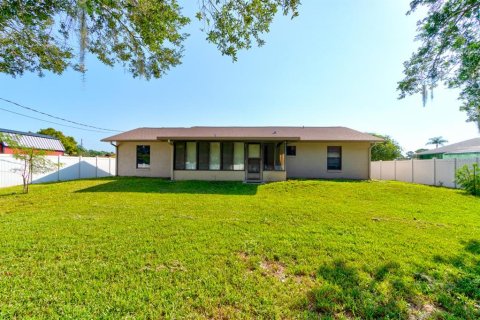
top-left (394, 160), bottom-right (397, 181)
top-left (433, 158), bottom-right (436, 186)
top-left (108, 157), bottom-right (111, 176)
top-left (379, 160), bottom-right (382, 180)
top-left (95, 157), bottom-right (98, 178)
top-left (57, 155), bottom-right (60, 181)
top-left (78, 156), bottom-right (82, 179)
top-left (411, 159), bottom-right (415, 183)
top-left (454, 158), bottom-right (457, 188)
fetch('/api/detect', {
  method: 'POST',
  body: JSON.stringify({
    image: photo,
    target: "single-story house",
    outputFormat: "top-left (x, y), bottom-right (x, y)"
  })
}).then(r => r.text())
top-left (0, 128), bottom-right (65, 156)
top-left (416, 138), bottom-right (480, 159)
top-left (102, 126), bottom-right (383, 182)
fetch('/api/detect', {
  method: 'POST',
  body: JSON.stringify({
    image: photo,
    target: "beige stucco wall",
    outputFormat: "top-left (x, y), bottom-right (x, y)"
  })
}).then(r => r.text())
top-left (117, 141), bottom-right (172, 178)
top-left (173, 170), bottom-right (245, 181)
top-left (262, 171), bottom-right (287, 182)
top-left (286, 142), bottom-right (371, 179)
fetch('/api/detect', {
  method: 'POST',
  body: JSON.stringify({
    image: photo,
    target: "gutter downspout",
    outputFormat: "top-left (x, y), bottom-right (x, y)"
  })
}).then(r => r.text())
top-left (167, 139), bottom-right (174, 180)
top-left (110, 142), bottom-right (119, 177)
top-left (368, 143), bottom-right (373, 180)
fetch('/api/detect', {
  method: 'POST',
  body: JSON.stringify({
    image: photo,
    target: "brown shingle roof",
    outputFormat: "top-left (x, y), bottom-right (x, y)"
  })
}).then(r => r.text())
top-left (102, 126), bottom-right (383, 142)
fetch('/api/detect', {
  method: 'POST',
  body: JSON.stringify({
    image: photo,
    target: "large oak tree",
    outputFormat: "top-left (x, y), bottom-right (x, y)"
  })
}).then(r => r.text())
top-left (0, 0), bottom-right (299, 79)
top-left (398, 0), bottom-right (480, 129)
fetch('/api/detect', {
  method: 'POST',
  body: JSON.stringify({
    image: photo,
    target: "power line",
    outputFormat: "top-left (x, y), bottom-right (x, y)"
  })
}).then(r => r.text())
top-left (0, 107), bottom-right (116, 133)
top-left (0, 97), bottom-right (123, 133)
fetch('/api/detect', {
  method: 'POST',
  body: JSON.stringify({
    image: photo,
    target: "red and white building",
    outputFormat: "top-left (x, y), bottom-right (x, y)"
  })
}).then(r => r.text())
top-left (0, 129), bottom-right (65, 156)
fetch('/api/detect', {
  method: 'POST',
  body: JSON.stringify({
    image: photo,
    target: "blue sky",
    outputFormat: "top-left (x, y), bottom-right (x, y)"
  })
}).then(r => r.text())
top-left (0, 0), bottom-right (478, 152)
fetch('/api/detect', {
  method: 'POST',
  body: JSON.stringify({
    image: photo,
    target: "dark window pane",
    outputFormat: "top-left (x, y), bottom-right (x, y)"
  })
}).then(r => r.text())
top-left (174, 142), bottom-right (186, 170)
top-left (263, 143), bottom-right (275, 171)
top-left (286, 146), bottom-right (296, 156)
top-left (275, 142), bottom-right (285, 170)
top-left (198, 142), bottom-right (209, 170)
top-left (222, 142), bottom-right (234, 170)
top-left (136, 145), bottom-right (150, 168)
top-left (327, 146), bottom-right (342, 170)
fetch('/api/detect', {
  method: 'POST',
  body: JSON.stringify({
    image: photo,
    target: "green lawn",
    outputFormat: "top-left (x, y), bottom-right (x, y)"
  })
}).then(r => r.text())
top-left (0, 178), bottom-right (479, 319)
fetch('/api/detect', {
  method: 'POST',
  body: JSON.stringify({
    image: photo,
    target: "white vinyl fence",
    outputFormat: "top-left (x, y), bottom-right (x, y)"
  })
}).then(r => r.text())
top-left (371, 158), bottom-right (480, 188)
top-left (0, 154), bottom-right (116, 188)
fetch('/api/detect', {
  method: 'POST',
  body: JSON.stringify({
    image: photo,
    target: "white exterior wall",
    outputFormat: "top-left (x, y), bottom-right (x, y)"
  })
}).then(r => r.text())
top-left (286, 142), bottom-right (371, 180)
top-left (117, 141), bottom-right (172, 178)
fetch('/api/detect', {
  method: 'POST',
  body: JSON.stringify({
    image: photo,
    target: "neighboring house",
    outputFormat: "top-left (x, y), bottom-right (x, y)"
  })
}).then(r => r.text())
top-left (0, 128), bottom-right (66, 156)
top-left (416, 138), bottom-right (480, 160)
top-left (102, 126), bottom-right (382, 182)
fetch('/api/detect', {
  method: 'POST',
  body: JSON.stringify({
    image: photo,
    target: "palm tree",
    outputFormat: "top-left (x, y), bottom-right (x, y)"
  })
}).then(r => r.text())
top-left (426, 136), bottom-right (448, 149)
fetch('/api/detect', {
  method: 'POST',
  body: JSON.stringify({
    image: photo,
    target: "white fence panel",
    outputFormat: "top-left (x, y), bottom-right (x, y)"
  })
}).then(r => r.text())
top-left (97, 157), bottom-right (114, 177)
top-left (396, 160), bottom-right (413, 182)
top-left (381, 161), bottom-right (396, 181)
top-left (371, 158), bottom-right (480, 189)
top-left (0, 155), bottom-right (23, 187)
top-left (80, 157), bottom-right (97, 179)
top-left (59, 156), bottom-right (82, 181)
top-left (435, 159), bottom-right (456, 188)
top-left (0, 154), bottom-right (116, 188)
top-left (371, 162), bottom-right (381, 180)
top-left (31, 155), bottom-right (60, 184)
top-left (413, 159), bottom-right (435, 185)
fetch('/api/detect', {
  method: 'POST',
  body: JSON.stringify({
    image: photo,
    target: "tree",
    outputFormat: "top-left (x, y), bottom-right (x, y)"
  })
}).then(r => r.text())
top-left (0, 133), bottom-right (58, 193)
top-left (397, 0), bottom-right (480, 129)
top-left (426, 136), bottom-right (448, 148)
top-left (77, 145), bottom-right (115, 157)
top-left (0, 1), bottom-right (299, 79)
top-left (405, 151), bottom-right (416, 159)
top-left (37, 128), bottom-right (78, 155)
top-left (415, 148), bottom-right (429, 153)
top-left (369, 134), bottom-right (403, 161)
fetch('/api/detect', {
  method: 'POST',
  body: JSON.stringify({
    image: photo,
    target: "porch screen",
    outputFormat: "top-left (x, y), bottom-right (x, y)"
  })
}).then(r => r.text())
top-left (275, 142), bottom-right (285, 170)
top-left (198, 142), bottom-right (209, 170)
top-left (174, 142), bottom-right (186, 170)
top-left (263, 142), bottom-right (285, 171)
top-left (209, 142), bottom-right (221, 170)
top-left (233, 142), bottom-right (244, 170)
top-left (185, 142), bottom-right (197, 170)
top-left (222, 142), bottom-right (234, 170)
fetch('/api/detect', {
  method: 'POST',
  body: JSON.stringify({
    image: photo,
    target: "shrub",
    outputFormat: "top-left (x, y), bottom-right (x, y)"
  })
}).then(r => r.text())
top-left (455, 164), bottom-right (480, 196)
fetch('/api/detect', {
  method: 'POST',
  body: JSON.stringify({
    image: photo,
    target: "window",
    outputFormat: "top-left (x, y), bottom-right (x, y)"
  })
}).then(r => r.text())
top-left (186, 142), bottom-right (197, 170)
top-left (198, 142), bottom-right (209, 170)
top-left (209, 142), bottom-right (221, 170)
top-left (233, 142), bottom-right (244, 170)
top-left (286, 145), bottom-right (296, 156)
top-left (263, 142), bottom-right (285, 171)
top-left (174, 142), bottom-right (186, 170)
top-left (136, 145), bottom-right (150, 168)
top-left (275, 142), bottom-right (285, 170)
top-left (263, 143), bottom-right (275, 170)
top-left (222, 142), bottom-right (234, 170)
top-left (327, 146), bottom-right (342, 170)
top-left (174, 141), bottom-right (245, 171)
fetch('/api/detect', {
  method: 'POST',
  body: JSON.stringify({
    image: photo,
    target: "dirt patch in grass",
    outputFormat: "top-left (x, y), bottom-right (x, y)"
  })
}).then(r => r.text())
top-left (259, 260), bottom-right (287, 282)
top-left (408, 303), bottom-right (438, 320)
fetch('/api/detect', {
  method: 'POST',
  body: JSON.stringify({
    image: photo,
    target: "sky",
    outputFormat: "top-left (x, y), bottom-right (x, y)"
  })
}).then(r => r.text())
top-left (0, 0), bottom-right (478, 153)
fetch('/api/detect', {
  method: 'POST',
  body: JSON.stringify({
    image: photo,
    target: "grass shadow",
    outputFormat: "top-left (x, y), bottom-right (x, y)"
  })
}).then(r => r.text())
top-left (75, 177), bottom-right (259, 195)
top-left (304, 260), bottom-right (408, 319)
top-left (303, 239), bottom-right (480, 319)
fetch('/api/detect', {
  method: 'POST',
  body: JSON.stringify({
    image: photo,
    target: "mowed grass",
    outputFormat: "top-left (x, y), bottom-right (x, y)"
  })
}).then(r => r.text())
top-left (0, 178), bottom-right (479, 319)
